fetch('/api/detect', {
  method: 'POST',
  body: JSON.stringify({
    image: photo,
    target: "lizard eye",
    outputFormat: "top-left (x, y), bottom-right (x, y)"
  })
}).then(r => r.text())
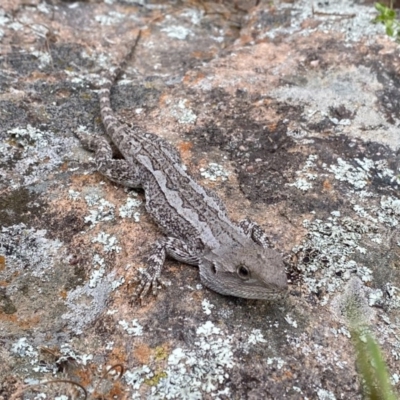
top-left (237, 264), bottom-right (250, 280)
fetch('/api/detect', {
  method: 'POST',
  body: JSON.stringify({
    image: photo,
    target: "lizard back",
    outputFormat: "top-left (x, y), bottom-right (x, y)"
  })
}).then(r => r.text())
top-left (99, 83), bottom-right (250, 250)
top-left (76, 35), bottom-right (288, 301)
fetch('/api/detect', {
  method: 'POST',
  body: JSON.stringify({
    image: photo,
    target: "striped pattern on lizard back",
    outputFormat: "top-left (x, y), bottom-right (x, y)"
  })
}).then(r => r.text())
top-left (76, 39), bottom-right (288, 302)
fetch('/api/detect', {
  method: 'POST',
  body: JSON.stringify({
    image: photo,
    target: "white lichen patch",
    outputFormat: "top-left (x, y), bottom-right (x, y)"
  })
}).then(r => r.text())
top-left (201, 298), bottom-right (215, 315)
top-left (267, 357), bottom-right (285, 370)
top-left (263, 0), bottom-right (387, 44)
top-left (180, 8), bottom-right (203, 25)
top-left (391, 374), bottom-right (400, 386)
top-left (293, 215), bottom-right (375, 296)
top-left (30, 49), bottom-right (52, 69)
top-left (8, 124), bottom-right (48, 148)
top-left (0, 224), bottom-right (63, 280)
top-left (317, 388), bottom-right (337, 400)
top-left (57, 344), bottom-right (93, 366)
top-left (125, 320), bottom-right (245, 400)
top-left (68, 189), bottom-right (80, 201)
top-left (95, 11), bottom-right (127, 26)
top-left (328, 158), bottom-right (370, 189)
top-left (379, 196), bottom-right (400, 227)
top-left (129, 321), bottom-right (234, 398)
top-left (84, 193), bottom-right (101, 207)
top-left (11, 338), bottom-right (93, 378)
top-left (0, 9), bottom-right (11, 26)
top-left (161, 25), bottom-right (192, 40)
top-left (2, 125), bottom-right (75, 189)
top-left (271, 64), bottom-right (400, 149)
top-left (84, 197), bottom-right (116, 226)
top-left (292, 151), bottom-right (400, 311)
top-left (12, 338), bottom-right (39, 360)
top-left (119, 194), bottom-right (142, 221)
top-left (89, 254), bottom-right (106, 288)
top-left (286, 330), bottom-right (346, 374)
top-left (37, 2), bottom-right (51, 14)
top-left (111, 276), bottom-right (125, 290)
top-left (91, 232), bottom-right (121, 253)
top-left (125, 365), bottom-right (153, 392)
top-left (63, 272), bottom-right (116, 334)
top-left (284, 314), bottom-right (298, 328)
top-left (89, 267), bottom-right (106, 288)
top-left (200, 162), bottom-right (229, 181)
top-left (170, 99), bottom-right (197, 124)
top-left (0, 7), bottom-right (48, 42)
top-left (118, 319), bottom-right (144, 336)
top-left (287, 154), bottom-right (318, 191)
top-left (247, 329), bottom-right (267, 345)
top-left (382, 284), bottom-right (400, 310)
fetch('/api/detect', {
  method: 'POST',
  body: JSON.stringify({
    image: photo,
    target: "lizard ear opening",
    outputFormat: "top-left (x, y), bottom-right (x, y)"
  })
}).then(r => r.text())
top-left (211, 263), bottom-right (217, 274)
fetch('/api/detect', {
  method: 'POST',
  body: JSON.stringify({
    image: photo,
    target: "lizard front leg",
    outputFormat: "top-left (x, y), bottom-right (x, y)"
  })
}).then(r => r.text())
top-left (134, 237), bottom-right (199, 301)
top-left (238, 218), bottom-right (274, 249)
top-left (76, 129), bottom-right (143, 188)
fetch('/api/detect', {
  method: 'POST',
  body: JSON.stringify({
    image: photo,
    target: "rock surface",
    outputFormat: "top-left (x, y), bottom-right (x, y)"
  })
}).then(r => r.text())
top-left (0, 0), bottom-right (400, 398)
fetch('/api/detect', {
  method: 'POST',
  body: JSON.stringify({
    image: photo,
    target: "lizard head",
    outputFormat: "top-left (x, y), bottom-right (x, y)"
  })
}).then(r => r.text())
top-left (198, 242), bottom-right (287, 300)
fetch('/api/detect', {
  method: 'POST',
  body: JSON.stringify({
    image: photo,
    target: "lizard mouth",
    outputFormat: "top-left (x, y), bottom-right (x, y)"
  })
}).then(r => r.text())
top-left (201, 274), bottom-right (288, 300)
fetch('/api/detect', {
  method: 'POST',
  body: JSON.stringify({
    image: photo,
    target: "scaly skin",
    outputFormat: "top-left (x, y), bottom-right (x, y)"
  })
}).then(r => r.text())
top-left (76, 35), bottom-right (288, 302)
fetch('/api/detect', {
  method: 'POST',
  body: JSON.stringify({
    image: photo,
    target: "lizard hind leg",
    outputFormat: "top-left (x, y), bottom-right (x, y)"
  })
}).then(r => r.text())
top-left (76, 129), bottom-right (143, 188)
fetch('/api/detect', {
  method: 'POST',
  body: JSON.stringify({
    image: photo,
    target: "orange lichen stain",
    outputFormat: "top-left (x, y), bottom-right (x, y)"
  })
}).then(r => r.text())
top-left (70, 173), bottom-right (101, 186)
top-left (282, 370), bottom-right (294, 379)
top-left (158, 92), bottom-right (169, 107)
top-left (322, 179), bottom-right (333, 191)
top-left (0, 255), bottom-right (5, 271)
top-left (75, 367), bottom-right (93, 387)
top-left (110, 346), bottom-right (127, 364)
top-left (238, 34), bottom-right (253, 46)
top-left (17, 315), bottom-right (41, 329)
top-left (190, 50), bottom-right (216, 62)
top-left (0, 313), bottom-right (41, 328)
top-left (190, 51), bottom-right (208, 59)
top-left (30, 71), bottom-right (52, 80)
top-left (60, 161), bottom-right (70, 172)
top-left (56, 88), bottom-right (71, 98)
top-left (191, 290), bottom-right (204, 302)
top-left (177, 141), bottom-right (193, 155)
top-left (59, 289), bottom-right (68, 299)
top-left (0, 314), bottom-right (17, 323)
top-left (138, 27), bottom-right (151, 38)
top-left (107, 381), bottom-right (124, 398)
top-left (134, 343), bottom-right (151, 364)
top-left (183, 71), bottom-right (205, 85)
top-left (263, 122), bottom-right (278, 131)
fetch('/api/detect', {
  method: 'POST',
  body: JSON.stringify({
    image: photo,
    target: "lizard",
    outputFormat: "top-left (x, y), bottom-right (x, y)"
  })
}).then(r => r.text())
top-left (76, 33), bottom-right (288, 302)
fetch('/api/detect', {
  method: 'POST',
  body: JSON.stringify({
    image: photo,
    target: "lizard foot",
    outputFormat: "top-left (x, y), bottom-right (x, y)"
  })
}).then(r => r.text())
top-left (133, 267), bottom-right (168, 304)
top-left (75, 127), bottom-right (96, 150)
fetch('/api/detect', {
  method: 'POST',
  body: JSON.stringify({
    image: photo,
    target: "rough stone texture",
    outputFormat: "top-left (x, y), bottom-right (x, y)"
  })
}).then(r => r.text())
top-left (0, 0), bottom-right (400, 399)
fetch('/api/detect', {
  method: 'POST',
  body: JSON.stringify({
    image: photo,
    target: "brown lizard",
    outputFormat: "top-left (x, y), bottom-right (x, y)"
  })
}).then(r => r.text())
top-left (76, 33), bottom-right (288, 302)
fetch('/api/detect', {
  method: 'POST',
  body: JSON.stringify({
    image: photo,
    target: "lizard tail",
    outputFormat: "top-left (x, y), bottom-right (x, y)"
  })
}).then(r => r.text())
top-left (99, 30), bottom-right (142, 134)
